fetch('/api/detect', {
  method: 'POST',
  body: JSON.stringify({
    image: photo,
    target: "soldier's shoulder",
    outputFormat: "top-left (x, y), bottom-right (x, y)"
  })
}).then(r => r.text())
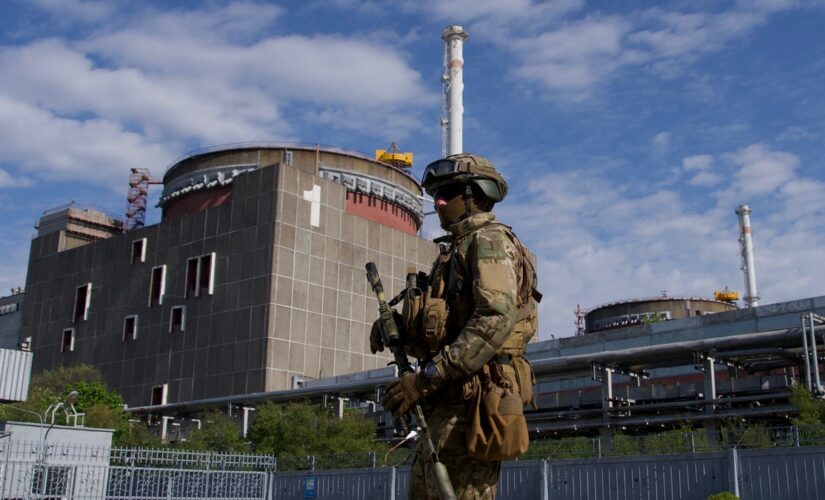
top-left (470, 223), bottom-right (519, 260)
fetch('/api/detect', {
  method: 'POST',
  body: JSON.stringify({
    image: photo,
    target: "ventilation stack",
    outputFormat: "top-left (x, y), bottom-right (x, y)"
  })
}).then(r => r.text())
top-left (441, 25), bottom-right (468, 157)
top-left (736, 204), bottom-right (760, 307)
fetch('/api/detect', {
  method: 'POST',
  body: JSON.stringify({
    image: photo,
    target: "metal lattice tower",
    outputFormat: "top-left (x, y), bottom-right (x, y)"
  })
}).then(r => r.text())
top-left (125, 168), bottom-right (162, 231)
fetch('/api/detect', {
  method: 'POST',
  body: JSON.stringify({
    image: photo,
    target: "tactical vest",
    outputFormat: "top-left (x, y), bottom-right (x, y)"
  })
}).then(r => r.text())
top-left (403, 221), bottom-right (540, 359)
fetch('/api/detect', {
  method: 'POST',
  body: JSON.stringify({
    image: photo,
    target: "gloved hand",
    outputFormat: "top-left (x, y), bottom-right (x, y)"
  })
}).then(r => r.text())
top-left (380, 371), bottom-right (436, 419)
top-left (369, 319), bottom-right (385, 354)
top-left (369, 312), bottom-right (404, 354)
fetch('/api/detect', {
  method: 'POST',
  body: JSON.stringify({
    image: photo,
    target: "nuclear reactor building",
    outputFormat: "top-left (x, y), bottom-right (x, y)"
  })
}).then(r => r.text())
top-left (20, 143), bottom-right (436, 407)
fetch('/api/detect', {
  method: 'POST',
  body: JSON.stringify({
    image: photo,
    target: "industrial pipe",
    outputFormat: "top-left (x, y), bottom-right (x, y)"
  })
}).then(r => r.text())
top-left (802, 316), bottom-right (813, 390)
top-left (811, 312), bottom-right (822, 392)
top-left (736, 205), bottom-right (760, 307)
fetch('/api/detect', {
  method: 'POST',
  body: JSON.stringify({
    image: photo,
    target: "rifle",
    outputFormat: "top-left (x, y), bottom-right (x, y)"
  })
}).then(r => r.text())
top-left (365, 262), bottom-right (456, 500)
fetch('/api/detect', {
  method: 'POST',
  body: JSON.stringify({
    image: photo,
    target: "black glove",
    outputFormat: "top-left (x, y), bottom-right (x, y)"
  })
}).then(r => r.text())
top-left (380, 371), bottom-right (436, 419)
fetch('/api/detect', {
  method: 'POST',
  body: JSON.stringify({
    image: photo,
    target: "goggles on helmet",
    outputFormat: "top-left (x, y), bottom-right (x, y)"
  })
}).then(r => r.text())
top-left (421, 159), bottom-right (464, 187)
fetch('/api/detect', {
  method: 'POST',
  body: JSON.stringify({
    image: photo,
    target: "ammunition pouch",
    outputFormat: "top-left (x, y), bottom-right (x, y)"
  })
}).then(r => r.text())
top-left (421, 297), bottom-right (448, 354)
top-left (464, 358), bottom-right (529, 461)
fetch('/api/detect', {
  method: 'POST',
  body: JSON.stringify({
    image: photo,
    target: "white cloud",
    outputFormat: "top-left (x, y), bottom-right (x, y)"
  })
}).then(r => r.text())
top-left (413, 2), bottom-right (802, 98)
top-left (29, 0), bottom-right (116, 23)
top-left (682, 154), bottom-right (723, 186)
top-left (652, 131), bottom-right (671, 152)
top-left (512, 16), bottom-right (631, 97)
top-left (726, 143), bottom-right (798, 197)
top-left (500, 143), bottom-right (823, 339)
top-left (0, 3), bottom-right (435, 188)
top-left (407, 0), bottom-right (584, 25)
top-left (0, 95), bottom-right (175, 189)
top-left (0, 169), bottom-right (31, 188)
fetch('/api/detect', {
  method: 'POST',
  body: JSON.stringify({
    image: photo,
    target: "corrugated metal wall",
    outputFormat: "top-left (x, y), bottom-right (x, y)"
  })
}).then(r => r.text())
top-left (738, 447), bottom-right (825, 500)
top-left (266, 447), bottom-right (825, 500)
top-left (0, 348), bottom-right (32, 402)
top-left (270, 467), bottom-right (396, 500)
top-left (546, 452), bottom-right (730, 500)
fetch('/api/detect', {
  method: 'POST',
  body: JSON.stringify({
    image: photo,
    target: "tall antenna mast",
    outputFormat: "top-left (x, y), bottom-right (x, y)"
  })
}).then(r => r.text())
top-left (736, 204), bottom-right (760, 307)
top-left (441, 25), bottom-right (468, 157)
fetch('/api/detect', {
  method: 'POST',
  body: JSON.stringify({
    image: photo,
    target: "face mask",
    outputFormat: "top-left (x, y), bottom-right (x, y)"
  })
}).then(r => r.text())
top-left (435, 184), bottom-right (471, 229)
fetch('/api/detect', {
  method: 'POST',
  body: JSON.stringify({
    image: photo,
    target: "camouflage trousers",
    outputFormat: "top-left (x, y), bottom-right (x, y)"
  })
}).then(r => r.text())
top-left (409, 401), bottom-right (501, 499)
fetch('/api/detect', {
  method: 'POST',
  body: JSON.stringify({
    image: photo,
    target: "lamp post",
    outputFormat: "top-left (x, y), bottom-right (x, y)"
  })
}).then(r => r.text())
top-left (0, 402), bottom-right (47, 463)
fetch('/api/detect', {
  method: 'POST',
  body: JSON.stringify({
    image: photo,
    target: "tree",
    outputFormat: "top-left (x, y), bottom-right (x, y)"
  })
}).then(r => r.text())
top-left (182, 410), bottom-right (247, 453)
top-left (789, 382), bottom-right (825, 425)
top-left (0, 364), bottom-right (158, 447)
top-left (248, 401), bottom-right (381, 457)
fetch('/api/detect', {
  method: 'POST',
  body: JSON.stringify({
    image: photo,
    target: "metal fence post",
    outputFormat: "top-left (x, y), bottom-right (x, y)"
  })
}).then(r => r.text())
top-left (688, 432), bottom-right (696, 453)
top-left (309, 455), bottom-right (316, 471)
top-left (389, 466), bottom-right (397, 500)
top-left (369, 450), bottom-right (377, 468)
top-left (793, 426), bottom-right (801, 447)
top-left (540, 459), bottom-right (549, 500)
top-left (728, 447), bottom-right (740, 498)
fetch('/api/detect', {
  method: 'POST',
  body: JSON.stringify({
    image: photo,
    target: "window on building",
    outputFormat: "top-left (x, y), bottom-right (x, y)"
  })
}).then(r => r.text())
top-left (31, 465), bottom-right (71, 497)
top-left (131, 238), bottom-right (147, 264)
top-left (186, 253), bottom-right (216, 297)
top-left (185, 257), bottom-right (198, 297)
top-left (61, 328), bottom-right (75, 352)
top-left (123, 315), bottom-right (138, 341)
top-left (169, 306), bottom-right (186, 333)
top-left (73, 284), bottom-right (91, 322)
top-left (151, 384), bottom-right (168, 406)
top-left (198, 253), bottom-right (215, 296)
top-left (149, 265), bottom-right (166, 307)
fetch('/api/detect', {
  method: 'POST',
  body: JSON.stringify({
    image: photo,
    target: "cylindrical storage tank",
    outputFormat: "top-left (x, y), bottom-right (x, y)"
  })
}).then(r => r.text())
top-left (158, 143), bottom-right (424, 234)
top-left (585, 296), bottom-right (738, 334)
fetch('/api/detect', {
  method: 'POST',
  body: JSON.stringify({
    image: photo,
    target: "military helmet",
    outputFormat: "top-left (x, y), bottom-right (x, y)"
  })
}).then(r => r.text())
top-left (421, 153), bottom-right (508, 202)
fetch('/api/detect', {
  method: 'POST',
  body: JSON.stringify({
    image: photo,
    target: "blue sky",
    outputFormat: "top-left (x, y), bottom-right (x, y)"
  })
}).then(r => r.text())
top-left (1, 0), bottom-right (823, 338)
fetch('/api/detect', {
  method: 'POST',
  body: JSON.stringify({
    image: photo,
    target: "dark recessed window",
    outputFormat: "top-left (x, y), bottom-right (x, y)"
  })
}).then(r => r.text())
top-left (123, 315), bottom-right (138, 341)
top-left (198, 253), bottom-right (214, 296)
top-left (185, 258), bottom-right (198, 297)
top-left (61, 328), bottom-right (75, 352)
top-left (131, 238), bottom-right (147, 264)
top-left (149, 265), bottom-right (166, 307)
top-left (151, 384), bottom-right (167, 406)
top-left (185, 252), bottom-right (216, 297)
top-left (170, 306), bottom-right (186, 334)
top-left (73, 284), bottom-right (91, 322)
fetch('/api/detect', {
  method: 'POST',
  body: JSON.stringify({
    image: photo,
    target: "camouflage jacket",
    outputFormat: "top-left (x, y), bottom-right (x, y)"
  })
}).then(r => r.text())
top-left (428, 212), bottom-right (526, 381)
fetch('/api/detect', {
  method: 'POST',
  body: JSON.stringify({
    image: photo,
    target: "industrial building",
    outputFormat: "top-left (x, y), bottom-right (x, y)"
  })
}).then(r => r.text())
top-left (0, 289), bottom-right (25, 350)
top-left (20, 143), bottom-right (436, 407)
top-left (584, 295), bottom-right (738, 334)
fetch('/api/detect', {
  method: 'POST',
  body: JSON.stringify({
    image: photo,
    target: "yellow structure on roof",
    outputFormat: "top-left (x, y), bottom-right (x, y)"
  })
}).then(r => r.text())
top-left (375, 142), bottom-right (413, 169)
top-left (714, 289), bottom-right (740, 303)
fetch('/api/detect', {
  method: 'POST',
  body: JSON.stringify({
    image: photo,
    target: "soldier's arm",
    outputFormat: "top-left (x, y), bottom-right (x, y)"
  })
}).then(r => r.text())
top-left (430, 229), bottom-right (520, 379)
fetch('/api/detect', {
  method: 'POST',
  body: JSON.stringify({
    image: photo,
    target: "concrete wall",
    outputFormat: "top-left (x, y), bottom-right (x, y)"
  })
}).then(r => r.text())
top-left (21, 161), bottom-right (436, 407)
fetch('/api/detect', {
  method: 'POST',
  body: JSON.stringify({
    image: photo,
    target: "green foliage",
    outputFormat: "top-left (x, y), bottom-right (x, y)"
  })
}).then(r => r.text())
top-left (0, 364), bottom-right (156, 447)
top-left (182, 411), bottom-right (247, 453)
top-left (789, 382), bottom-right (825, 425)
top-left (610, 433), bottom-right (641, 456)
top-left (248, 402), bottom-right (381, 457)
top-left (707, 493), bottom-right (739, 500)
top-left (523, 436), bottom-right (594, 460)
top-left (720, 422), bottom-right (772, 449)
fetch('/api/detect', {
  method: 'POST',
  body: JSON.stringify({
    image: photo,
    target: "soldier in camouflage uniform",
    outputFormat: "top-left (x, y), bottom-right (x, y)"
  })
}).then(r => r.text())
top-left (373, 154), bottom-right (539, 500)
